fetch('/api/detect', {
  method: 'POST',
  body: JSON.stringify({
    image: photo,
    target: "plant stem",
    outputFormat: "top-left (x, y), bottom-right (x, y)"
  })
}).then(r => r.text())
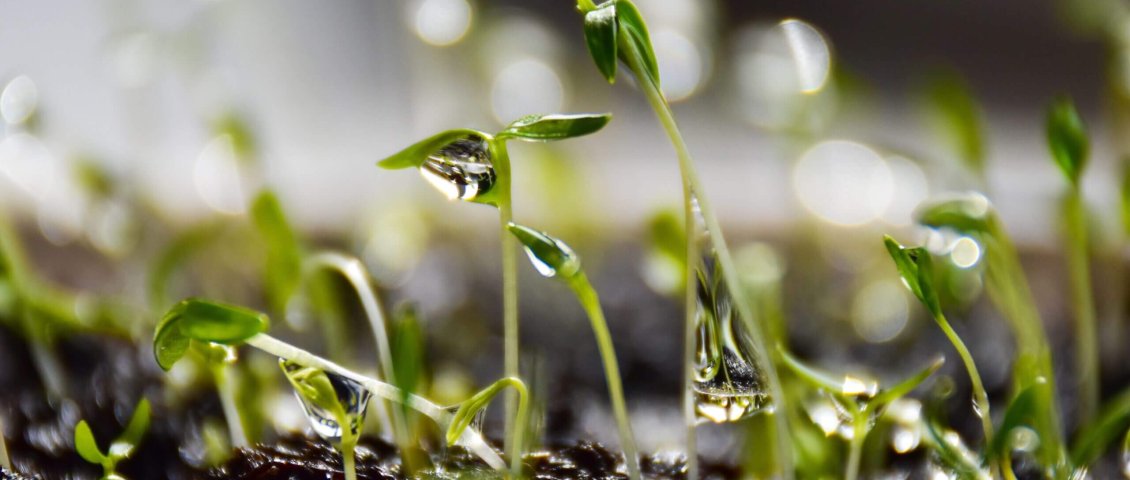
top-left (303, 253), bottom-right (404, 446)
top-left (845, 412), bottom-right (866, 480)
top-left (492, 140), bottom-right (522, 465)
top-left (680, 195), bottom-right (699, 479)
top-left (0, 416), bottom-right (9, 471)
top-left (342, 443), bottom-right (357, 480)
top-left (933, 313), bottom-right (994, 443)
top-left (212, 363), bottom-right (248, 448)
top-left (567, 273), bottom-right (641, 480)
top-left (245, 334), bottom-right (508, 471)
top-left (620, 33), bottom-right (794, 479)
top-left (1063, 191), bottom-right (1098, 425)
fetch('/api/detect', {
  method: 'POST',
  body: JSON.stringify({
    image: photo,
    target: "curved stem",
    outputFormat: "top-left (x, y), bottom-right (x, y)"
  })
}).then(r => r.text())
top-left (342, 443), bottom-right (357, 480)
top-left (212, 363), bottom-right (248, 448)
top-left (302, 253), bottom-right (402, 444)
top-left (245, 334), bottom-right (507, 471)
top-left (568, 273), bottom-right (641, 480)
top-left (620, 33), bottom-right (794, 479)
top-left (492, 140), bottom-right (522, 465)
top-left (934, 313), bottom-right (994, 445)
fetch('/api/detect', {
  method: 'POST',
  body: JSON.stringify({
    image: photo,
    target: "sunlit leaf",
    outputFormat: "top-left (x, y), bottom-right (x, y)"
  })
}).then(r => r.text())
top-left (506, 223), bottom-right (582, 280)
top-left (583, 3), bottom-right (618, 83)
top-left (1046, 96), bottom-right (1089, 187)
top-left (615, 0), bottom-right (660, 87)
top-left (496, 113), bottom-right (612, 141)
top-left (154, 299), bottom-right (269, 370)
top-left (377, 129), bottom-right (488, 170)
top-left (74, 420), bottom-right (108, 465)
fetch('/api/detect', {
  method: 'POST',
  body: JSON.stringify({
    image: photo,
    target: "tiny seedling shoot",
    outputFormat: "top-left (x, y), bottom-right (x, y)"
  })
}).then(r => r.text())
top-left (573, 1), bottom-right (791, 476)
top-left (73, 398), bottom-right (151, 480)
top-left (377, 111), bottom-right (611, 462)
top-left (507, 222), bottom-right (641, 480)
top-left (445, 376), bottom-right (530, 478)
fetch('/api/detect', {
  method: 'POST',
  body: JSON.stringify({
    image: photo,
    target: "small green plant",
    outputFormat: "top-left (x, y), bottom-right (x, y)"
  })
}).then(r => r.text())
top-left (779, 348), bottom-right (942, 480)
top-left (73, 398), bottom-right (151, 480)
top-left (280, 360), bottom-right (368, 480)
top-left (1046, 97), bottom-right (1098, 425)
top-left (153, 298), bottom-right (508, 472)
top-left (573, 1), bottom-right (791, 476)
top-left (507, 222), bottom-right (640, 480)
top-left (377, 112), bottom-right (610, 461)
top-left (446, 376), bottom-right (530, 478)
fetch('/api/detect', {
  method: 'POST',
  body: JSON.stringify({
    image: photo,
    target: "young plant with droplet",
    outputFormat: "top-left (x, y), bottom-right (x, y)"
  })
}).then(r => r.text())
top-left (446, 376), bottom-right (530, 478)
top-left (573, 2), bottom-right (792, 475)
top-left (73, 398), bottom-right (151, 480)
top-left (153, 298), bottom-right (508, 472)
top-left (506, 222), bottom-right (641, 480)
top-left (915, 193), bottom-right (1069, 476)
top-left (377, 112), bottom-right (611, 462)
top-left (280, 359), bottom-right (370, 480)
top-left (779, 347), bottom-right (942, 480)
top-left (1046, 97), bottom-right (1099, 426)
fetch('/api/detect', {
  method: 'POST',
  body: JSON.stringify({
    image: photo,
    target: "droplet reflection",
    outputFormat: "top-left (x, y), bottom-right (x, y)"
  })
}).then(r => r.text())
top-left (279, 359), bottom-right (372, 444)
top-left (418, 135), bottom-right (496, 202)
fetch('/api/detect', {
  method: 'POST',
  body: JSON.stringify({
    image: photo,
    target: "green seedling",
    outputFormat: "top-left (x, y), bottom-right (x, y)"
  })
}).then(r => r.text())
top-left (280, 360), bottom-right (367, 480)
top-left (74, 398), bottom-right (151, 480)
top-left (779, 347), bottom-right (942, 480)
top-left (154, 298), bottom-right (508, 472)
top-left (921, 68), bottom-right (987, 183)
top-left (377, 111), bottom-right (611, 461)
top-left (1069, 387), bottom-right (1130, 468)
top-left (1046, 97), bottom-right (1099, 425)
top-left (574, 3), bottom-right (792, 477)
top-left (507, 222), bottom-right (640, 480)
top-left (446, 377), bottom-right (530, 478)
top-left (883, 236), bottom-right (994, 446)
top-left (916, 193), bottom-right (1069, 476)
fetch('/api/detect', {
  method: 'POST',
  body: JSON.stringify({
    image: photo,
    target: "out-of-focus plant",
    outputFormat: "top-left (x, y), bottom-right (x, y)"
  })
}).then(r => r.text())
top-left (73, 398), bottom-right (151, 480)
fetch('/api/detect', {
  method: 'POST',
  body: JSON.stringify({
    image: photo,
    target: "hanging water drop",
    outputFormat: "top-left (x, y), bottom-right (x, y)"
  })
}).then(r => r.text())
top-left (279, 359), bottom-right (372, 444)
top-left (418, 135), bottom-right (496, 202)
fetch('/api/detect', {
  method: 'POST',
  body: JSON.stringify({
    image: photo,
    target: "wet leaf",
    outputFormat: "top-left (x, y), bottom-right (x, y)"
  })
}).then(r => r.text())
top-left (74, 421), bottom-right (108, 465)
top-left (615, 0), bottom-right (660, 87)
top-left (583, 3), bottom-right (618, 83)
top-left (883, 236), bottom-right (941, 317)
top-left (154, 299), bottom-right (269, 370)
top-left (1046, 96), bottom-right (1088, 187)
top-left (377, 129), bottom-right (488, 170)
top-left (497, 113), bottom-right (611, 141)
top-left (507, 223), bottom-right (582, 279)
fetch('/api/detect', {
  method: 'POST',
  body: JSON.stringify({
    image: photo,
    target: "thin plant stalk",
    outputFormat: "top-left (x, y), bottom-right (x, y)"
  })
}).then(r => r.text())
top-left (212, 363), bottom-right (248, 448)
top-left (1063, 192), bottom-right (1098, 424)
top-left (565, 272), bottom-right (641, 480)
top-left (489, 139), bottom-right (522, 462)
top-left (244, 334), bottom-right (508, 470)
top-left (845, 398), bottom-right (866, 480)
top-left (302, 253), bottom-right (403, 444)
top-left (620, 34), bottom-right (794, 479)
top-left (932, 312), bottom-right (994, 445)
top-left (342, 443), bottom-right (356, 480)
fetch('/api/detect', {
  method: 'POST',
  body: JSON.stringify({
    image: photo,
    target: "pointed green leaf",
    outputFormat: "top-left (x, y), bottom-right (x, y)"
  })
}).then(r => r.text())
top-left (251, 190), bottom-right (302, 315)
top-left (1046, 96), bottom-right (1089, 187)
top-left (154, 299), bottom-right (269, 370)
top-left (377, 129), bottom-right (487, 170)
top-left (615, 0), bottom-right (660, 87)
top-left (914, 192), bottom-right (993, 234)
top-left (116, 398), bottom-right (151, 451)
top-left (583, 3), bottom-right (618, 83)
top-left (497, 113), bottom-right (612, 141)
top-left (883, 236), bottom-right (941, 317)
top-left (987, 381), bottom-right (1047, 463)
top-left (506, 223), bottom-right (582, 280)
top-left (869, 356), bottom-right (944, 409)
top-left (446, 377), bottom-right (527, 446)
top-left (74, 420), bottom-right (108, 465)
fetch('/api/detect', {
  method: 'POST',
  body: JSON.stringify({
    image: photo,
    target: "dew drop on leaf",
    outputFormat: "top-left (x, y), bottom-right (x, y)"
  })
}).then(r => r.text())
top-left (280, 359), bottom-right (372, 444)
top-left (418, 135), bottom-right (496, 202)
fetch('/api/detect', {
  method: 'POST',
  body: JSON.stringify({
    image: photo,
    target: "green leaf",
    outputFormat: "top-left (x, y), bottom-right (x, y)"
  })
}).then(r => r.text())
top-left (583, 3), bottom-right (618, 83)
top-left (392, 303), bottom-right (424, 405)
top-left (506, 223), bottom-right (582, 280)
top-left (251, 190), bottom-right (302, 315)
top-left (377, 129), bottom-right (488, 170)
top-left (446, 377), bottom-right (528, 446)
top-left (1070, 387), bottom-right (1130, 467)
top-left (154, 299), bottom-right (269, 371)
top-left (74, 420), bottom-right (108, 465)
top-left (869, 356), bottom-right (944, 408)
top-left (1046, 96), bottom-right (1089, 187)
top-left (914, 192), bottom-right (993, 234)
top-left (987, 381), bottom-right (1048, 463)
top-left (615, 0), bottom-right (660, 87)
top-left (922, 69), bottom-right (985, 175)
top-left (883, 236), bottom-right (941, 317)
top-left (214, 113), bottom-right (257, 162)
top-left (115, 398), bottom-right (151, 454)
top-left (496, 113), bottom-right (612, 141)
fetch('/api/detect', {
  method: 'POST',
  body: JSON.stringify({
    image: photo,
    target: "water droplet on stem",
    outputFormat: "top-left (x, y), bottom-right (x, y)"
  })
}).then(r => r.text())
top-left (418, 135), bottom-right (496, 202)
top-left (280, 359), bottom-right (373, 444)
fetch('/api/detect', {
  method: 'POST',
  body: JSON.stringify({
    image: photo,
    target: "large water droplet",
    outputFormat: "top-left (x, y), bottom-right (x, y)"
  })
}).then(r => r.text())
top-left (280, 359), bottom-right (372, 444)
top-left (689, 194), bottom-right (771, 423)
top-left (419, 135), bottom-right (496, 202)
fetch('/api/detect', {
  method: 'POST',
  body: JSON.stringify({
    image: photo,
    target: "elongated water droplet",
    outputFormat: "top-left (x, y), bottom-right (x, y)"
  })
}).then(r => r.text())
top-left (520, 237), bottom-right (579, 279)
top-left (689, 194), bottom-right (771, 423)
top-left (419, 135), bottom-right (496, 202)
top-left (279, 359), bottom-right (372, 443)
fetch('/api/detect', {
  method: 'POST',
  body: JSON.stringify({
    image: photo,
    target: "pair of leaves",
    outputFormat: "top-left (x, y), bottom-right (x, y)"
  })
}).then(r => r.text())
top-left (883, 236), bottom-right (942, 317)
top-left (377, 114), bottom-right (611, 170)
top-left (506, 223), bottom-right (582, 280)
top-left (154, 298), bottom-right (270, 371)
top-left (580, 0), bottom-right (660, 86)
top-left (1046, 97), bottom-right (1089, 187)
top-left (75, 398), bottom-right (151, 475)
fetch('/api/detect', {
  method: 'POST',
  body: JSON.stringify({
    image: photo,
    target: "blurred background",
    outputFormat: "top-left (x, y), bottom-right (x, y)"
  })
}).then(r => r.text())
top-left (3, 0), bottom-right (1130, 463)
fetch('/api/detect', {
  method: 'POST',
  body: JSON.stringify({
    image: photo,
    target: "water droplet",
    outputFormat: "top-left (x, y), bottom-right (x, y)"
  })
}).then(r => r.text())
top-left (841, 375), bottom-right (879, 398)
top-left (689, 194), bottom-right (771, 423)
top-left (280, 359), bottom-right (372, 444)
top-left (419, 135), bottom-right (496, 202)
top-left (1009, 426), bottom-right (1039, 453)
top-left (891, 425), bottom-right (921, 453)
top-left (444, 403), bottom-right (488, 435)
top-left (520, 237), bottom-right (579, 279)
top-left (971, 398), bottom-right (983, 419)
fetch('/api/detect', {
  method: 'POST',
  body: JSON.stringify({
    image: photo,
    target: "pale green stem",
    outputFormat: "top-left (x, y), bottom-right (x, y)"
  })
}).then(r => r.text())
top-left (845, 412), bottom-right (866, 480)
top-left (680, 194), bottom-right (699, 478)
top-left (212, 363), bottom-right (248, 448)
top-left (0, 416), bottom-right (9, 471)
top-left (246, 334), bottom-right (507, 470)
top-left (492, 140), bottom-right (522, 465)
top-left (342, 443), bottom-right (357, 480)
top-left (933, 313), bottom-right (994, 444)
top-left (567, 273), bottom-right (641, 480)
top-left (302, 253), bottom-right (401, 445)
top-left (1064, 192), bottom-right (1098, 425)
top-left (621, 34), bottom-right (794, 479)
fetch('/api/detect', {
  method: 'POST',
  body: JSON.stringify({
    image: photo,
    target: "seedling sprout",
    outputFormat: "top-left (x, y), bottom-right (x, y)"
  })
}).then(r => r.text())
top-left (73, 398), bottom-right (151, 480)
top-left (446, 376), bottom-right (530, 478)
